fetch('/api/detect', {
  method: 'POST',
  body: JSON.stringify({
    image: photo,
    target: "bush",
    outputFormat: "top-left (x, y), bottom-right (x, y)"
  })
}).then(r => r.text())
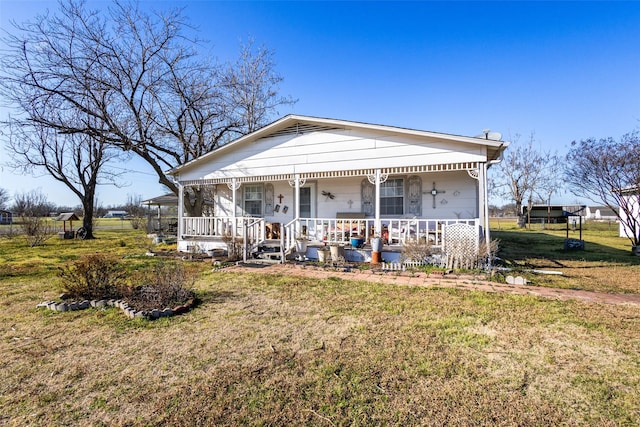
top-left (123, 261), bottom-right (195, 311)
top-left (58, 254), bottom-right (127, 300)
top-left (400, 239), bottom-right (435, 264)
top-left (58, 255), bottom-right (195, 313)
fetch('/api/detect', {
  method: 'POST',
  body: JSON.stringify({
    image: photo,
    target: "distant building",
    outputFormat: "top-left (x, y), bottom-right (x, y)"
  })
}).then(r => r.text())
top-left (585, 206), bottom-right (618, 221)
top-left (522, 205), bottom-right (586, 224)
top-left (0, 210), bottom-right (12, 225)
top-left (103, 210), bottom-right (128, 218)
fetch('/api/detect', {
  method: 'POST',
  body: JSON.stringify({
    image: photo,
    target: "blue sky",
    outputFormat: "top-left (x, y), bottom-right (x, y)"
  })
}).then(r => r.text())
top-left (1, 1), bottom-right (639, 207)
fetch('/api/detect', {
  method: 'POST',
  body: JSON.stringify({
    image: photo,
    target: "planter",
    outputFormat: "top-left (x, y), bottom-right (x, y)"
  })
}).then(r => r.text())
top-left (351, 237), bottom-right (365, 249)
top-left (371, 237), bottom-right (383, 252)
top-left (317, 248), bottom-right (330, 263)
top-left (295, 239), bottom-right (308, 254)
top-left (330, 245), bottom-right (345, 261)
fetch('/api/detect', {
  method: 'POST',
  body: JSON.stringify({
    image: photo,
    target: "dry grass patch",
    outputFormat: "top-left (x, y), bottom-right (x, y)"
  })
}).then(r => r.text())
top-left (2, 268), bottom-right (639, 425)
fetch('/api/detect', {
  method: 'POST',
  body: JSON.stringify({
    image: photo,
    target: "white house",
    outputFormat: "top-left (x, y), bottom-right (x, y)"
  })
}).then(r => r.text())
top-left (585, 206), bottom-right (617, 221)
top-left (619, 187), bottom-right (640, 241)
top-left (167, 115), bottom-right (509, 260)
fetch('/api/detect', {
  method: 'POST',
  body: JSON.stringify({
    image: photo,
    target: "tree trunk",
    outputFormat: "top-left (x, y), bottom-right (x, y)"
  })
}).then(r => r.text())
top-left (183, 186), bottom-right (205, 217)
top-left (515, 200), bottom-right (526, 228)
top-left (81, 197), bottom-right (95, 239)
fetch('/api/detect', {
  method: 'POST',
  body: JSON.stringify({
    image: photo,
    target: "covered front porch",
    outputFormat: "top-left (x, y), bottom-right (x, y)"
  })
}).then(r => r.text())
top-left (175, 163), bottom-right (488, 262)
top-left (168, 116), bottom-right (505, 263)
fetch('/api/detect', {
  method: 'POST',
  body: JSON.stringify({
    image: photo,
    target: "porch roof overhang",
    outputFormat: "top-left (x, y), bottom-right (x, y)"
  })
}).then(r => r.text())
top-left (177, 161), bottom-right (480, 186)
top-left (142, 193), bottom-right (179, 206)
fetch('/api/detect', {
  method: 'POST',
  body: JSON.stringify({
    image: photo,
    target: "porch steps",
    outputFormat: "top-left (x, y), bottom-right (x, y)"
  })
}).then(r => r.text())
top-left (252, 240), bottom-right (284, 262)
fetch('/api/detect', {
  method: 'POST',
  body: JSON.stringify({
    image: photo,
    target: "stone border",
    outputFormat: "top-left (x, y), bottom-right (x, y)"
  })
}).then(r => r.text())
top-left (36, 298), bottom-right (196, 320)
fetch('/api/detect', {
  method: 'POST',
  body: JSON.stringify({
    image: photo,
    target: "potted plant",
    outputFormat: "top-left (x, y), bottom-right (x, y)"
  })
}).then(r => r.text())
top-left (329, 242), bottom-right (345, 261)
top-left (350, 235), bottom-right (365, 249)
top-left (295, 234), bottom-right (308, 254)
top-left (370, 235), bottom-right (383, 252)
top-left (317, 246), bottom-right (330, 263)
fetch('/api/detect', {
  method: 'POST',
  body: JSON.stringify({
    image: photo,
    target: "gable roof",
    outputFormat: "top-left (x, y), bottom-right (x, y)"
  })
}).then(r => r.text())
top-left (168, 115), bottom-right (508, 177)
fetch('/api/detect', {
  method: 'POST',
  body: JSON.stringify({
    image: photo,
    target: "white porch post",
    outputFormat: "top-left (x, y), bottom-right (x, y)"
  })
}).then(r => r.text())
top-left (177, 182), bottom-right (184, 238)
top-left (478, 162), bottom-right (490, 243)
top-left (231, 178), bottom-right (238, 234)
top-left (294, 174), bottom-right (301, 220)
top-left (231, 178), bottom-right (238, 222)
top-left (374, 169), bottom-right (382, 236)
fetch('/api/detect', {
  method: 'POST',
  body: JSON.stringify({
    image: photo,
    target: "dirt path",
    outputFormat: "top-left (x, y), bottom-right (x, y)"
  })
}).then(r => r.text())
top-left (226, 263), bottom-right (640, 306)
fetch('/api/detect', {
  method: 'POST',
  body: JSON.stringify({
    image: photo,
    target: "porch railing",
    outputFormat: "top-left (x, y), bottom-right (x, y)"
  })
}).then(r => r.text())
top-left (284, 217), bottom-right (478, 249)
top-left (182, 215), bottom-right (478, 256)
top-left (181, 216), bottom-right (264, 241)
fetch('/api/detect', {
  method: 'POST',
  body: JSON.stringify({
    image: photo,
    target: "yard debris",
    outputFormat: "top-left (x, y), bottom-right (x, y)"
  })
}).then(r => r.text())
top-left (506, 275), bottom-right (529, 285)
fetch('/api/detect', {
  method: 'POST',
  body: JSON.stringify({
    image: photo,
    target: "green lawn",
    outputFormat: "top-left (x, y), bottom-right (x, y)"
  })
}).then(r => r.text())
top-left (0, 224), bottom-right (639, 425)
top-left (491, 219), bottom-right (640, 294)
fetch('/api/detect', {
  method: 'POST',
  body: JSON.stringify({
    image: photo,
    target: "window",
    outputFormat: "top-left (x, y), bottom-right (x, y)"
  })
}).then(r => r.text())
top-left (300, 187), bottom-right (311, 218)
top-left (244, 184), bottom-right (263, 216)
top-left (380, 178), bottom-right (404, 215)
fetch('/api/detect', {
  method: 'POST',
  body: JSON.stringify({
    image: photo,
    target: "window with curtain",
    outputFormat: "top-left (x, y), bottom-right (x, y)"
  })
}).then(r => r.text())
top-left (380, 178), bottom-right (404, 215)
top-left (244, 184), bottom-right (263, 216)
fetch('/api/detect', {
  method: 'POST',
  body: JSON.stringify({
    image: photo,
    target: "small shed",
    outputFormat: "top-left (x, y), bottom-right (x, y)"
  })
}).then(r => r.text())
top-left (55, 212), bottom-right (80, 239)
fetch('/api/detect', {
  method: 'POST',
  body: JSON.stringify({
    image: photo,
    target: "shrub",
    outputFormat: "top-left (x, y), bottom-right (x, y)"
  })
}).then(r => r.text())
top-left (124, 261), bottom-right (195, 311)
top-left (58, 254), bottom-right (127, 300)
top-left (400, 239), bottom-right (436, 264)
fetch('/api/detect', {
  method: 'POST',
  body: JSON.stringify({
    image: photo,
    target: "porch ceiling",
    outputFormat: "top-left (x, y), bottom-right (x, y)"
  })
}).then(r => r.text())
top-left (178, 161), bottom-right (480, 186)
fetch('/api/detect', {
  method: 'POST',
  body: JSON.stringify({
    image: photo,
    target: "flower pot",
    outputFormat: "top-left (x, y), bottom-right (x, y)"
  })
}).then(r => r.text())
top-left (330, 245), bottom-right (344, 261)
top-left (371, 237), bottom-right (383, 252)
top-left (295, 239), bottom-right (308, 254)
top-left (317, 249), bottom-right (329, 263)
top-left (351, 237), bottom-right (365, 248)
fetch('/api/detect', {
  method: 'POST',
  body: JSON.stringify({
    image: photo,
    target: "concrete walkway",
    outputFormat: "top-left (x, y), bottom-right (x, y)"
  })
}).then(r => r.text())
top-left (227, 263), bottom-right (640, 306)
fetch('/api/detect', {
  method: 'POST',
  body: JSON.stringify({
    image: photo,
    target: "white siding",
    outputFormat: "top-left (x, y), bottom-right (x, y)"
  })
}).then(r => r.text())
top-left (178, 128), bottom-right (486, 181)
top-left (209, 171), bottom-right (477, 221)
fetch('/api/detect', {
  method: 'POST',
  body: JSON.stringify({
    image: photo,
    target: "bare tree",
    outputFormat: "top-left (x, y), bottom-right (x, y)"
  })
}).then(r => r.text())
top-left (221, 39), bottom-right (298, 135)
top-left (124, 193), bottom-right (146, 230)
top-left (0, 188), bottom-right (10, 210)
top-left (13, 189), bottom-right (55, 246)
top-left (6, 117), bottom-right (123, 239)
top-left (489, 133), bottom-right (560, 227)
top-left (0, 0), bottom-right (295, 217)
top-left (565, 132), bottom-right (640, 249)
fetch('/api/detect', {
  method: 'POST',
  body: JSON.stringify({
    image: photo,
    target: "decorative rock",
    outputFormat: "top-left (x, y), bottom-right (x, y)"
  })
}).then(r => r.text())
top-left (514, 276), bottom-right (527, 285)
top-left (506, 275), bottom-right (515, 284)
top-left (47, 302), bottom-right (58, 310)
top-left (59, 293), bottom-right (71, 300)
top-left (79, 300), bottom-right (90, 310)
top-left (107, 299), bottom-right (116, 307)
top-left (161, 308), bottom-right (174, 317)
top-left (55, 302), bottom-right (68, 312)
top-left (68, 302), bottom-right (78, 311)
top-left (36, 301), bottom-right (51, 308)
top-left (149, 309), bottom-right (160, 319)
top-left (134, 311), bottom-right (146, 319)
